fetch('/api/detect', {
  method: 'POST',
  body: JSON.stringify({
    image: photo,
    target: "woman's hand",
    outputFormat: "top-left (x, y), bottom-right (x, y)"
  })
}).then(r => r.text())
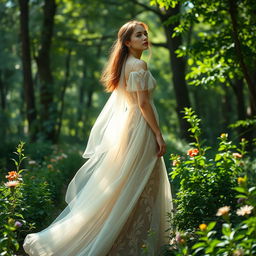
top-left (155, 133), bottom-right (166, 157)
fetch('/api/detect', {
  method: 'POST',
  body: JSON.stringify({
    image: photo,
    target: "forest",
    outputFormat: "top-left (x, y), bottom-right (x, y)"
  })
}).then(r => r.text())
top-left (0, 0), bottom-right (256, 255)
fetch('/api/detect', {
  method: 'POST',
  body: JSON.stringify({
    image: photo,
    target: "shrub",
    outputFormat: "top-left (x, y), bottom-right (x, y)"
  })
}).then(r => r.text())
top-left (0, 142), bottom-right (34, 255)
top-left (169, 176), bottom-right (256, 255)
top-left (170, 108), bottom-right (247, 230)
top-left (0, 141), bottom-right (84, 255)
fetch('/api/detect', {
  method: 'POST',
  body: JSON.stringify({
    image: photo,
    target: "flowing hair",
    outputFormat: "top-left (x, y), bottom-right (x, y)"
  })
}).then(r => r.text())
top-left (100, 20), bottom-right (149, 92)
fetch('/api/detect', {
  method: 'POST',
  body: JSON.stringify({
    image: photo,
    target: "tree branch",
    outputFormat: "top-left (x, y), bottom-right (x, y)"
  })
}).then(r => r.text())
top-left (151, 42), bottom-right (168, 48)
top-left (129, 0), bottom-right (162, 17)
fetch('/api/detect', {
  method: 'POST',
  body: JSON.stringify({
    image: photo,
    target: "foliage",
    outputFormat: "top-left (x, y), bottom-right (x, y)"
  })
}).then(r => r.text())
top-left (152, 0), bottom-right (256, 145)
top-left (0, 141), bottom-right (84, 254)
top-left (154, 0), bottom-right (256, 88)
top-left (0, 141), bottom-right (33, 255)
top-left (20, 142), bottom-right (84, 231)
top-left (169, 108), bottom-right (247, 230)
top-left (168, 176), bottom-right (256, 255)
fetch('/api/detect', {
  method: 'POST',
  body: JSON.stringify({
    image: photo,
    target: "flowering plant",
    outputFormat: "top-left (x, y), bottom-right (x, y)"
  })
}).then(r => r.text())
top-left (0, 142), bottom-right (28, 255)
top-left (170, 176), bottom-right (256, 255)
top-left (169, 108), bottom-right (247, 230)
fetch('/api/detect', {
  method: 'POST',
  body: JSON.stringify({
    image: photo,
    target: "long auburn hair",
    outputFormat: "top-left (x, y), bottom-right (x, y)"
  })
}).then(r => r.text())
top-left (100, 20), bottom-right (149, 92)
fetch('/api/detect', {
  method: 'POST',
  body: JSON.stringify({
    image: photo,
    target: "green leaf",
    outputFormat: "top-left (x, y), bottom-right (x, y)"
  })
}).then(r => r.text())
top-left (205, 239), bottom-right (220, 253)
top-left (222, 223), bottom-right (231, 236)
top-left (192, 242), bottom-right (206, 249)
top-left (233, 187), bottom-right (247, 194)
top-left (215, 154), bottom-right (222, 161)
top-left (207, 221), bottom-right (217, 232)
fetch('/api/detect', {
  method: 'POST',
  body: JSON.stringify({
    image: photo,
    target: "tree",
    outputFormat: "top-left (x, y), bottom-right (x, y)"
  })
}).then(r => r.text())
top-left (35, 0), bottom-right (57, 142)
top-left (153, 0), bottom-right (256, 144)
top-left (18, 0), bottom-right (37, 141)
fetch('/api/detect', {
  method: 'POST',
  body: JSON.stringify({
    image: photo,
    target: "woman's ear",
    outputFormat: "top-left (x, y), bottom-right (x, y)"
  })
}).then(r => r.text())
top-left (125, 40), bottom-right (130, 48)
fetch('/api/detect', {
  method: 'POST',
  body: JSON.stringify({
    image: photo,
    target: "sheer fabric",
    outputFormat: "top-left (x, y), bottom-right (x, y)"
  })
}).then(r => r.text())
top-left (23, 57), bottom-right (174, 256)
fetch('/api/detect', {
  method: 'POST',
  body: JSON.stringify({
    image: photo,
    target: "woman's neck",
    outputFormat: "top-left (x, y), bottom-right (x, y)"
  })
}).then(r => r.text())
top-left (128, 49), bottom-right (142, 59)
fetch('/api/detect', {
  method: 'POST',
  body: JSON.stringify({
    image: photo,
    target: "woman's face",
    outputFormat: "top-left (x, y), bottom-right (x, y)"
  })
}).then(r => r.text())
top-left (126, 24), bottom-right (148, 51)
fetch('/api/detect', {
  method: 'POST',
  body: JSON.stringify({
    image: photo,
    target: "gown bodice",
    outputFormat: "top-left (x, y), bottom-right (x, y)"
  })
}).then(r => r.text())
top-left (118, 58), bottom-right (157, 107)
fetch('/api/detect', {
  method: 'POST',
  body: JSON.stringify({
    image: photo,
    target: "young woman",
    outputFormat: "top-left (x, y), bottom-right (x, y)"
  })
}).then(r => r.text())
top-left (23, 20), bottom-right (174, 256)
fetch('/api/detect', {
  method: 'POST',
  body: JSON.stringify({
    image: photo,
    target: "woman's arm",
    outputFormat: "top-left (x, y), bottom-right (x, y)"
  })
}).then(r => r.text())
top-left (137, 90), bottom-right (166, 157)
top-left (130, 59), bottom-right (166, 157)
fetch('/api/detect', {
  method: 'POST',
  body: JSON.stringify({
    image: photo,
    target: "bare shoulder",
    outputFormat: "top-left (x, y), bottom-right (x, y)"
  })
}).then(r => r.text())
top-left (126, 58), bottom-right (147, 72)
top-left (125, 58), bottom-right (148, 81)
top-left (133, 59), bottom-right (147, 71)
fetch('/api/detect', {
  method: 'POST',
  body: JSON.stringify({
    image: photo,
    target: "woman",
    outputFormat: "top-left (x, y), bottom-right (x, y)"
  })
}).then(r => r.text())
top-left (23, 20), bottom-right (173, 256)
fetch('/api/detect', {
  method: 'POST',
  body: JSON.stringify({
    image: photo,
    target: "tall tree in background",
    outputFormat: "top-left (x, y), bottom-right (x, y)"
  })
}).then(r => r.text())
top-left (161, 4), bottom-right (191, 140)
top-left (35, 0), bottom-right (57, 142)
top-left (153, 0), bottom-right (256, 145)
top-left (18, 0), bottom-right (37, 141)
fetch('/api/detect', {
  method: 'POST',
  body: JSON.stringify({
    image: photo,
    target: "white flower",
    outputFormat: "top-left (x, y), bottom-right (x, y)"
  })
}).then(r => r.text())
top-left (236, 205), bottom-right (254, 216)
top-left (28, 160), bottom-right (36, 165)
top-left (216, 206), bottom-right (230, 216)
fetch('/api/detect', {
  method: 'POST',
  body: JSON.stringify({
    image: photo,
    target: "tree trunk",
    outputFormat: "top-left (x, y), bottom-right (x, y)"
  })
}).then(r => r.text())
top-left (56, 48), bottom-right (72, 141)
top-left (36, 0), bottom-right (57, 143)
top-left (228, 0), bottom-right (256, 116)
top-left (0, 70), bottom-right (6, 111)
top-left (18, 0), bottom-right (37, 141)
top-left (161, 4), bottom-right (191, 140)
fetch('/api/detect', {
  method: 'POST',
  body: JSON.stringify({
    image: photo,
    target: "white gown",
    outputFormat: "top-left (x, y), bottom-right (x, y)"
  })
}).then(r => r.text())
top-left (23, 58), bottom-right (174, 256)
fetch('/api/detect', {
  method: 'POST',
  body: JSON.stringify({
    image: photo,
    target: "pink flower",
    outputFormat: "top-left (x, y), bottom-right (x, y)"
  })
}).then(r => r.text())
top-left (232, 153), bottom-right (242, 159)
top-left (4, 180), bottom-right (20, 188)
top-left (175, 232), bottom-right (182, 243)
top-left (14, 221), bottom-right (22, 227)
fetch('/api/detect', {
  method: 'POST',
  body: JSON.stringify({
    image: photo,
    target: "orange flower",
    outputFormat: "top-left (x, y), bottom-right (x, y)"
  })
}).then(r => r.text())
top-left (5, 171), bottom-right (21, 181)
top-left (237, 177), bottom-right (246, 185)
top-left (199, 223), bottom-right (207, 231)
top-left (187, 148), bottom-right (199, 157)
top-left (4, 180), bottom-right (20, 188)
top-left (232, 153), bottom-right (242, 159)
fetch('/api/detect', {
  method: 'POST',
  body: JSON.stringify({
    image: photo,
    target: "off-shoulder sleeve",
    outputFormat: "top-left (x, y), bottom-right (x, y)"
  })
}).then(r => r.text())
top-left (126, 69), bottom-right (156, 92)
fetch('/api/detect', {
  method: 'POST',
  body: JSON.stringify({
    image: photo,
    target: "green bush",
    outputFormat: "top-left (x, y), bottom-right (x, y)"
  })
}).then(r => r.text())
top-left (0, 142), bottom-right (35, 255)
top-left (0, 141), bottom-right (84, 255)
top-left (170, 108), bottom-right (247, 230)
top-left (169, 176), bottom-right (256, 255)
top-left (23, 143), bottom-right (84, 209)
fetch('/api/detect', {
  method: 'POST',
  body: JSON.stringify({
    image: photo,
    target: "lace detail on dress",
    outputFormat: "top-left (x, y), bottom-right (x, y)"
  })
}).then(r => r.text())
top-left (126, 69), bottom-right (156, 92)
top-left (107, 160), bottom-right (161, 256)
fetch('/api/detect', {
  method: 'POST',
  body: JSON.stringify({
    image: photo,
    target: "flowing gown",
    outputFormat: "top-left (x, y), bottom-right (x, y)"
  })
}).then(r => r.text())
top-left (23, 58), bottom-right (174, 256)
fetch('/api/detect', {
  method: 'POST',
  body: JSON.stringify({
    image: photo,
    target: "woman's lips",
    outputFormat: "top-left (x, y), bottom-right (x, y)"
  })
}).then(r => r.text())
top-left (143, 42), bottom-right (148, 46)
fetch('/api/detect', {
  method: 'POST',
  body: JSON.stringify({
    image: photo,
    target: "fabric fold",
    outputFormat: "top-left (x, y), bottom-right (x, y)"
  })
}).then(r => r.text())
top-left (126, 69), bottom-right (156, 92)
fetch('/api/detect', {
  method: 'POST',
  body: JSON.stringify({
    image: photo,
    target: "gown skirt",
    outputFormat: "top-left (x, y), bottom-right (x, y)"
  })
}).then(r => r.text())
top-left (23, 61), bottom-right (174, 256)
